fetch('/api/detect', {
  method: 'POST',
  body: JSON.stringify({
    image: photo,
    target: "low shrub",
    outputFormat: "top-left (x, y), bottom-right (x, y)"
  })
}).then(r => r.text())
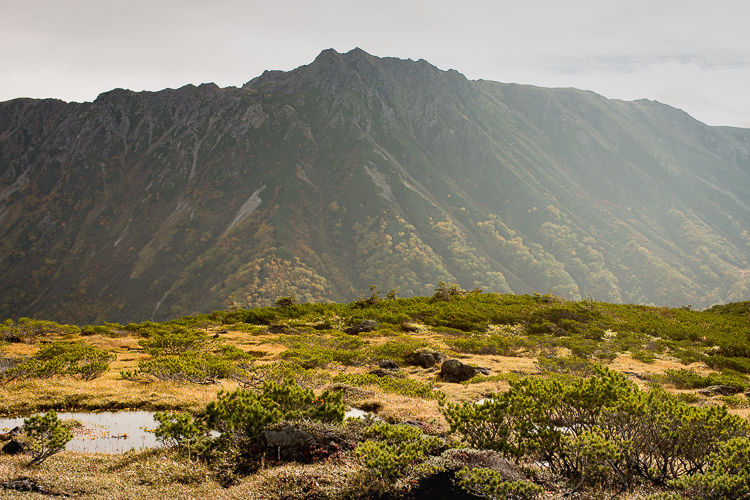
top-left (24, 410), bottom-right (73, 466)
top-left (446, 334), bottom-right (511, 356)
top-left (442, 369), bottom-right (750, 488)
top-left (535, 355), bottom-right (601, 376)
top-left (705, 355), bottom-right (750, 374)
top-left (125, 351), bottom-right (251, 384)
top-left (153, 379), bottom-right (345, 464)
top-left (1, 318), bottom-right (80, 342)
top-left (1, 342), bottom-right (115, 383)
top-left (332, 373), bottom-right (444, 399)
top-left (123, 327), bottom-right (255, 384)
top-left (456, 467), bottom-right (543, 499)
top-left (139, 328), bottom-right (217, 355)
top-left (273, 333), bottom-right (367, 368)
top-left (654, 368), bottom-right (748, 391)
top-left (238, 361), bottom-right (331, 389)
top-left (670, 437), bottom-right (750, 499)
top-left (356, 422), bottom-right (445, 479)
top-left (631, 349), bottom-right (657, 363)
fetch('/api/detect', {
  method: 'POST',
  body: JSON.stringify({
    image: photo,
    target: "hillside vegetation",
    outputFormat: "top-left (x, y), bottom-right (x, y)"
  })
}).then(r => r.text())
top-left (2, 291), bottom-right (750, 498)
top-left (2, 49), bottom-right (750, 324)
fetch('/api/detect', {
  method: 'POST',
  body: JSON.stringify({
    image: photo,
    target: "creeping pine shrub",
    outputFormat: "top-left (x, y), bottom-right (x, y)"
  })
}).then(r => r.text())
top-left (442, 368), bottom-right (750, 489)
top-left (654, 368), bottom-right (748, 391)
top-left (456, 467), bottom-right (543, 500)
top-left (597, 388), bottom-right (750, 484)
top-left (432, 281), bottom-right (466, 302)
top-left (274, 333), bottom-right (367, 368)
top-left (1, 318), bottom-right (81, 343)
top-left (670, 437), bottom-right (750, 500)
top-left (127, 352), bottom-right (249, 384)
top-left (123, 328), bottom-right (255, 384)
top-left (356, 422), bottom-right (445, 479)
top-left (332, 373), bottom-right (444, 399)
top-left (1, 342), bottom-right (115, 384)
top-left (535, 355), bottom-right (601, 377)
top-left (24, 410), bottom-right (73, 466)
top-left (446, 333), bottom-right (511, 355)
top-left (138, 328), bottom-right (217, 355)
top-left (154, 379), bottom-right (344, 453)
top-left (237, 361), bottom-right (331, 389)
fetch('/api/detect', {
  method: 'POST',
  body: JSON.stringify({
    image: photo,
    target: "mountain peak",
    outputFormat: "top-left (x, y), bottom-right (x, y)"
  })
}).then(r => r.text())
top-left (2, 50), bottom-right (750, 323)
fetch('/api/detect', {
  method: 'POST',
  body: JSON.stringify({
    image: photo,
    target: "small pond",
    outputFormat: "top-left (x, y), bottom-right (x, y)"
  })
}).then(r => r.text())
top-left (1, 408), bottom-right (371, 454)
top-left (0, 411), bottom-right (159, 453)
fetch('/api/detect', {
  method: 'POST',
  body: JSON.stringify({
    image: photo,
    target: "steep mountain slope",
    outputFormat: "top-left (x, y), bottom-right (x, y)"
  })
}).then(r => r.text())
top-left (2, 48), bottom-right (750, 323)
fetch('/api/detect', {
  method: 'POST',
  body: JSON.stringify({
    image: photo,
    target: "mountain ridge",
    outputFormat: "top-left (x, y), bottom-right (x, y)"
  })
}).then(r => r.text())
top-left (1, 48), bottom-right (749, 323)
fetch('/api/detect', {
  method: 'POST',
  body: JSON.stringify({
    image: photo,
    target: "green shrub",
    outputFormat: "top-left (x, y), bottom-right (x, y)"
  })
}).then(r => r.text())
top-left (456, 467), bottom-right (543, 499)
top-left (598, 388), bottom-right (750, 484)
top-left (24, 410), bottom-right (73, 466)
top-left (535, 355), bottom-right (600, 376)
top-left (442, 369), bottom-right (749, 487)
top-left (1, 318), bottom-right (80, 342)
top-left (123, 327), bottom-right (255, 384)
top-left (240, 361), bottom-right (331, 389)
top-left (631, 349), bottom-right (657, 363)
top-left (670, 437), bottom-right (750, 499)
top-left (705, 355), bottom-right (750, 374)
top-left (431, 281), bottom-right (466, 302)
top-left (127, 352), bottom-right (250, 384)
top-left (356, 422), bottom-right (445, 479)
top-left (198, 380), bottom-right (344, 451)
top-left (655, 368), bottom-right (748, 391)
top-left (368, 339), bottom-right (430, 363)
top-left (1, 342), bottom-right (115, 383)
top-left (138, 328), bottom-right (216, 355)
top-left (332, 373), bottom-right (443, 399)
top-left (153, 379), bottom-right (344, 467)
top-left (446, 334), bottom-right (511, 355)
top-left (273, 333), bottom-right (367, 368)
top-left (80, 325), bottom-right (116, 336)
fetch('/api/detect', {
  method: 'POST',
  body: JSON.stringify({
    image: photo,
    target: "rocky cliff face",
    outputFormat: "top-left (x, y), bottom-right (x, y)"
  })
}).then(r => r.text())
top-left (2, 48), bottom-right (750, 323)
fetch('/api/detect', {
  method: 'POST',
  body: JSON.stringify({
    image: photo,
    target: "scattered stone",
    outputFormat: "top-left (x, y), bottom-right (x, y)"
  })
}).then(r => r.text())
top-left (698, 385), bottom-right (739, 396)
top-left (260, 424), bottom-right (316, 461)
top-left (624, 371), bottom-right (649, 381)
top-left (260, 422), bottom-right (355, 462)
top-left (267, 324), bottom-right (295, 334)
top-left (0, 477), bottom-right (53, 495)
top-left (405, 350), bottom-right (446, 368)
top-left (439, 359), bottom-right (488, 383)
top-left (1, 439), bottom-right (28, 455)
top-left (400, 322), bottom-right (419, 332)
top-left (343, 320), bottom-right (378, 335)
top-left (378, 359), bottom-right (399, 370)
top-left (369, 368), bottom-right (397, 378)
top-left (400, 420), bottom-right (426, 429)
top-left (0, 426), bottom-right (22, 441)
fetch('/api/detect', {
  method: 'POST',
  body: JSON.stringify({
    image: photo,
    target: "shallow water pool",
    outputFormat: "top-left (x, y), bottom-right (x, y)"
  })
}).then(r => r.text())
top-left (0, 411), bottom-right (159, 453)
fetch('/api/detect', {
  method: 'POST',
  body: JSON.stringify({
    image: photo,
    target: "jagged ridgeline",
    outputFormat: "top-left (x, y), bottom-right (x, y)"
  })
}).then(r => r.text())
top-left (1, 48), bottom-right (750, 323)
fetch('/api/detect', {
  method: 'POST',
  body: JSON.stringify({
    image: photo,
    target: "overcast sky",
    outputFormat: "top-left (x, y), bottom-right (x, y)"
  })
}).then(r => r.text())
top-left (2, 0), bottom-right (749, 128)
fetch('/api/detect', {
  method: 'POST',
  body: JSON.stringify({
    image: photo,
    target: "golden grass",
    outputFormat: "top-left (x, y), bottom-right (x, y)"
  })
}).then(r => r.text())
top-left (1, 325), bottom-right (748, 499)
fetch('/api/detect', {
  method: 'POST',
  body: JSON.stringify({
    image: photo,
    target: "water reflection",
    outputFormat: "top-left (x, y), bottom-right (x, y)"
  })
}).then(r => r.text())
top-left (2, 408), bottom-right (374, 453)
top-left (0, 411), bottom-right (159, 453)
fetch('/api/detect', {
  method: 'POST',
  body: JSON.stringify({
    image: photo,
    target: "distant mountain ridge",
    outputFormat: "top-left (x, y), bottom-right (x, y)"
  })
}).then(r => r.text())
top-left (2, 48), bottom-right (750, 323)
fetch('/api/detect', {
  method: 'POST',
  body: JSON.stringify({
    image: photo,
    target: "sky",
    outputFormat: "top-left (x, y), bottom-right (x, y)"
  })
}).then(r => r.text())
top-left (2, 0), bottom-right (750, 128)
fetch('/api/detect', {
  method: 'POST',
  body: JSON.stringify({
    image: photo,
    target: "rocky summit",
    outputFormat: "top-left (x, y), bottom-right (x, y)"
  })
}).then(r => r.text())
top-left (2, 48), bottom-right (750, 323)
